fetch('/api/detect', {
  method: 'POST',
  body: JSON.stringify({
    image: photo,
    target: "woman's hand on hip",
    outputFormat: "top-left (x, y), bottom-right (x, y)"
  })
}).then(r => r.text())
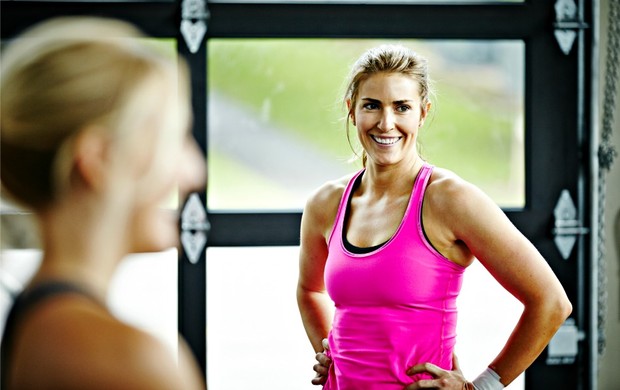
top-left (312, 338), bottom-right (332, 386)
top-left (404, 354), bottom-right (474, 390)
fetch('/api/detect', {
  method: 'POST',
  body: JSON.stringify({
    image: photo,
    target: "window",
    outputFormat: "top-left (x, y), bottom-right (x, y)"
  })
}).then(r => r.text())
top-left (208, 39), bottom-right (525, 210)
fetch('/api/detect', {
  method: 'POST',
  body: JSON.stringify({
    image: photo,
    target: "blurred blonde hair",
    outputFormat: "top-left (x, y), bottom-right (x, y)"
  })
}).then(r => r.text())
top-left (1, 17), bottom-right (190, 210)
top-left (343, 44), bottom-right (433, 166)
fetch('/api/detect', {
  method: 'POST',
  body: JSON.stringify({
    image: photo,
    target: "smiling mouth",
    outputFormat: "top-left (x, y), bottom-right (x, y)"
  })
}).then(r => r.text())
top-left (371, 135), bottom-right (402, 145)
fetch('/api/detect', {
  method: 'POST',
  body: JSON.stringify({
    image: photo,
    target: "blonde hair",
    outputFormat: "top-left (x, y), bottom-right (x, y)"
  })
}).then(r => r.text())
top-left (343, 44), bottom-right (433, 166)
top-left (1, 17), bottom-right (189, 210)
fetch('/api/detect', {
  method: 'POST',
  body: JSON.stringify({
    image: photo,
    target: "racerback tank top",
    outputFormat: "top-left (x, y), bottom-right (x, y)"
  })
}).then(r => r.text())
top-left (323, 163), bottom-right (466, 389)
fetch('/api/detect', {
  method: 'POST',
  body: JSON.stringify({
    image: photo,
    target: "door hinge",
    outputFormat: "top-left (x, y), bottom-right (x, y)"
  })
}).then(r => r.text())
top-left (554, 0), bottom-right (589, 55)
top-left (181, 0), bottom-right (209, 54)
top-left (553, 189), bottom-right (589, 260)
top-left (181, 193), bottom-right (210, 264)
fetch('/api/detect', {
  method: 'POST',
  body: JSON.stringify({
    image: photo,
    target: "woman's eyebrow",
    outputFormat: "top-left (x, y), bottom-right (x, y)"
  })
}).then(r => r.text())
top-left (360, 97), bottom-right (414, 104)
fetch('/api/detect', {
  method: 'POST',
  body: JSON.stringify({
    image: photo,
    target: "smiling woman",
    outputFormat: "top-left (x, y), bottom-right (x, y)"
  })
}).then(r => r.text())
top-left (202, 39), bottom-right (530, 388)
top-left (297, 44), bottom-right (571, 390)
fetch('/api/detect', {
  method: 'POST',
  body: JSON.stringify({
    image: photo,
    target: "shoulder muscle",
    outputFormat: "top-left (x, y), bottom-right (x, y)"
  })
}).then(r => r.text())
top-left (302, 174), bottom-right (353, 241)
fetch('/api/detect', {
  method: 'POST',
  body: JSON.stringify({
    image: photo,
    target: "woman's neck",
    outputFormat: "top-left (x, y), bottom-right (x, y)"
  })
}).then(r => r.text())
top-left (362, 155), bottom-right (423, 196)
top-left (32, 192), bottom-right (131, 300)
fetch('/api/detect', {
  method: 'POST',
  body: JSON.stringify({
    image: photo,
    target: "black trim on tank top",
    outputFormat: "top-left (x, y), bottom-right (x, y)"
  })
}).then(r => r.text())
top-left (343, 235), bottom-right (387, 254)
top-left (342, 164), bottom-right (432, 255)
top-left (419, 179), bottom-right (445, 257)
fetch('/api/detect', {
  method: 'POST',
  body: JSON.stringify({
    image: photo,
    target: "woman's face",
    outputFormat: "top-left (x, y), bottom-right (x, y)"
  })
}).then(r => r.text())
top-left (123, 79), bottom-right (206, 254)
top-left (128, 136), bottom-right (205, 254)
top-left (352, 72), bottom-right (428, 168)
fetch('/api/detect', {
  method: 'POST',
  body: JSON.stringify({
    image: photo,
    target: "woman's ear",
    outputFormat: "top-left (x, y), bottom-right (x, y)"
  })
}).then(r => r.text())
top-left (419, 101), bottom-right (432, 127)
top-left (346, 99), bottom-right (355, 126)
top-left (72, 126), bottom-right (111, 192)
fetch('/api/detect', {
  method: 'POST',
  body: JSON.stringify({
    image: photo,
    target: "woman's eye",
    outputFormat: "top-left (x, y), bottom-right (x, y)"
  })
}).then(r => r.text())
top-left (396, 105), bottom-right (411, 113)
top-left (362, 103), bottom-right (378, 110)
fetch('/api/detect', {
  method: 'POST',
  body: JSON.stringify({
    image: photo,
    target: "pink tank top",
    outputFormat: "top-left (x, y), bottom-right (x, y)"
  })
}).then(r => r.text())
top-left (324, 163), bottom-right (465, 389)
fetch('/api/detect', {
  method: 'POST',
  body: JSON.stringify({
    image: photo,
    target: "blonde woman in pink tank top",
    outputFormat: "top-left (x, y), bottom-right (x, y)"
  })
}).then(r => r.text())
top-left (297, 45), bottom-right (572, 390)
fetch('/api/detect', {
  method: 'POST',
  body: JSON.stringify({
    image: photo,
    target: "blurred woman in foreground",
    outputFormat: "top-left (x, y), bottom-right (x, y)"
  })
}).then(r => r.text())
top-left (1, 17), bottom-right (205, 389)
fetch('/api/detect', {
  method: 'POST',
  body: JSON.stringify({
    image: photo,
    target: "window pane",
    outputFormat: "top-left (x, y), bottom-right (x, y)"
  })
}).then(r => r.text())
top-left (206, 247), bottom-right (318, 389)
top-left (207, 39), bottom-right (524, 210)
top-left (205, 246), bottom-right (524, 389)
top-left (108, 250), bottom-right (179, 356)
top-left (210, 1), bottom-right (522, 3)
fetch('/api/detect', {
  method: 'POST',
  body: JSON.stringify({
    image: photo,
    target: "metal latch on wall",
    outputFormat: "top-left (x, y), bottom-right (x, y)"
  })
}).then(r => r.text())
top-left (181, 193), bottom-right (210, 264)
top-left (553, 189), bottom-right (589, 260)
top-left (546, 318), bottom-right (585, 365)
top-left (554, 0), bottom-right (589, 55)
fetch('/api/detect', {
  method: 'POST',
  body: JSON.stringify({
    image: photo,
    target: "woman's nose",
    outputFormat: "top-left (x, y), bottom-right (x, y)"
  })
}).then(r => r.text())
top-left (179, 137), bottom-right (207, 196)
top-left (377, 109), bottom-right (395, 132)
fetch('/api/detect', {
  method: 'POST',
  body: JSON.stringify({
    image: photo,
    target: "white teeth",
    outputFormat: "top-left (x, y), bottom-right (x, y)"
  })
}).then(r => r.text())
top-left (372, 135), bottom-right (400, 145)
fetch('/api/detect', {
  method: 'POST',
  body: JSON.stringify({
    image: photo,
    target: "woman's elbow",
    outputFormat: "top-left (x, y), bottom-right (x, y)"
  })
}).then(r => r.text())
top-left (559, 294), bottom-right (573, 321)
top-left (545, 289), bottom-right (573, 327)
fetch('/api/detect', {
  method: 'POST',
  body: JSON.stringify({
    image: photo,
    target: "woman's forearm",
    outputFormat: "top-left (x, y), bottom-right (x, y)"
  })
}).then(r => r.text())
top-left (297, 286), bottom-right (333, 353)
top-left (489, 293), bottom-right (572, 385)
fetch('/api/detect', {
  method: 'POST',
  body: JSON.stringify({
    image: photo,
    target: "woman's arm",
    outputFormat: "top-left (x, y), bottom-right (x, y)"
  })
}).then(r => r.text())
top-left (425, 172), bottom-right (572, 386)
top-left (296, 186), bottom-right (337, 353)
top-left (297, 181), bottom-right (346, 385)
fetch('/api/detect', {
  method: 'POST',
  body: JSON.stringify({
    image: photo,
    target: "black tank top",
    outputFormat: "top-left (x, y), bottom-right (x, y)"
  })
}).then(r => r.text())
top-left (1, 281), bottom-right (102, 388)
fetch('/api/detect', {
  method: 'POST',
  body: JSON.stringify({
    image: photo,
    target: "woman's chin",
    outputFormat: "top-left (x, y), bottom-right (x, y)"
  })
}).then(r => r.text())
top-left (129, 213), bottom-right (180, 253)
top-left (129, 236), bottom-right (178, 254)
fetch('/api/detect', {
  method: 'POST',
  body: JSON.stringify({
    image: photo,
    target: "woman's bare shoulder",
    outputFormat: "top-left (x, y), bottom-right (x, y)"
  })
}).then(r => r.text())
top-left (301, 172), bottom-right (357, 239)
top-left (305, 173), bottom-right (355, 216)
top-left (426, 165), bottom-right (507, 238)
top-left (428, 166), bottom-right (465, 187)
top-left (424, 166), bottom-right (497, 227)
top-left (11, 295), bottom-right (203, 389)
top-left (427, 166), bottom-right (484, 204)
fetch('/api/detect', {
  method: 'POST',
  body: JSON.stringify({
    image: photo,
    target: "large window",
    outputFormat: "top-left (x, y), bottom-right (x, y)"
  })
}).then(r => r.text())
top-left (210, 0), bottom-right (523, 3)
top-left (208, 39), bottom-right (525, 210)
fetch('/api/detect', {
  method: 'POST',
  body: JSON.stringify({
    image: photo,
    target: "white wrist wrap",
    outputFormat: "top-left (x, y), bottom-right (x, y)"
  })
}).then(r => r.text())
top-left (472, 367), bottom-right (503, 390)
